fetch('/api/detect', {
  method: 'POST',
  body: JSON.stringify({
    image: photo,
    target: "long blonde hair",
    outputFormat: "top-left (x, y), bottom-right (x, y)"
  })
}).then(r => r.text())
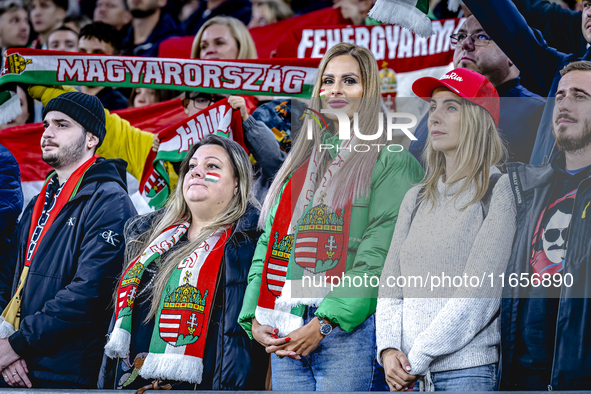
top-left (259, 42), bottom-right (384, 227)
top-left (123, 135), bottom-right (254, 320)
top-left (420, 97), bottom-right (506, 210)
top-left (191, 16), bottom-right (258, 59)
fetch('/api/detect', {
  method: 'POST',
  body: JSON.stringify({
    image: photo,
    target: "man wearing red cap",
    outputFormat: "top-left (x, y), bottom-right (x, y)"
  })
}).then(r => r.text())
top-left (408, 15), bottom-right (544, 165)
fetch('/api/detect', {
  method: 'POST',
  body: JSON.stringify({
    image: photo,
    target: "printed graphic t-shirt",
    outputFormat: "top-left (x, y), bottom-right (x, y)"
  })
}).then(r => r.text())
top-left (514, 159), bottom-right (591, 388)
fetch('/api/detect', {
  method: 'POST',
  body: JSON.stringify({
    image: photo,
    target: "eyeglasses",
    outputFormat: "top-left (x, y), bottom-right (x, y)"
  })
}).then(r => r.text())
top-left (184, 94), bottom-right (225, 110)
top-left (543, 227), bottom-right (569, 243)
top-left (450, 33), bottom-right (492, 48)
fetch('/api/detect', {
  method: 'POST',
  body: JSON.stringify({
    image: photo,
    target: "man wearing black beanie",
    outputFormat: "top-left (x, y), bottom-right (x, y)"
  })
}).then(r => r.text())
top-left (0, 92), bottom-right (137, 388)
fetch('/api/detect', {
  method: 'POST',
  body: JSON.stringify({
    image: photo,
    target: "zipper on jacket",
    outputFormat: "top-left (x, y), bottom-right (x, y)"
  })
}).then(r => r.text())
top-left (582, 200), bottom-right (590, 219)
top-left (218, 258), bottom-right (226, 390)
top-left (548, 176), bottom-right (591, 389)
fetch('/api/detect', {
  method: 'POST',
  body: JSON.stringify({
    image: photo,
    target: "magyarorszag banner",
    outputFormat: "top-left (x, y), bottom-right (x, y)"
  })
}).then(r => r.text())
top-left (0, 49), bottom-right (321, 97)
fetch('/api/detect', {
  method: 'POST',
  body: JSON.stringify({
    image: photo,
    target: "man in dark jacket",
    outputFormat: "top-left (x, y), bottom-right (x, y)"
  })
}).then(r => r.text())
top-left (408, 14), bottom-right (545, 165)
top-left (0, 92), bottom-right (136, 388)
top-left (502, 61), bottom-right (591, 390)
top-left (463, 0), bottom-right (591, 165)
top-left (121, 0), bottom-right (182, 57)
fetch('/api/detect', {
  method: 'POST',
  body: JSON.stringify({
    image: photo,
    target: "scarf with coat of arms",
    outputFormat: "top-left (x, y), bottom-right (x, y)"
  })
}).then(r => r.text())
top-left (104, 222), bottom-right (230, 384)
top-left (254, 133), bottom-right (354, 336)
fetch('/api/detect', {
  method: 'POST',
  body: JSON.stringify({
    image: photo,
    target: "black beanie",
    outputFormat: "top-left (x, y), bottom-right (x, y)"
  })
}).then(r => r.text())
top-left (43, 92), bottom-right (107, 148)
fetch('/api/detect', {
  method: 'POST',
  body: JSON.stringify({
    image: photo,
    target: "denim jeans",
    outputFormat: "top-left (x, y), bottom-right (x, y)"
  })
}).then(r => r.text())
top-left (413, 363), bottom-right (498, 391)
top-left (271, 307), bottom-right (385, 391)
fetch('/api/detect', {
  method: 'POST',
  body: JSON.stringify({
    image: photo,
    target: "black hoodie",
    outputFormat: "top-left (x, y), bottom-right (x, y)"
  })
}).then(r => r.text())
top-left (1, 157), bottom-right (137, 388)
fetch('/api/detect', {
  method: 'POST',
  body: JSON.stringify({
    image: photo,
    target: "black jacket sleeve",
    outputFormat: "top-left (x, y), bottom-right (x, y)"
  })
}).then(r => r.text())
top-left (465, 0), bottom-right (568, 96)
top-left (512, 0), bottom-right (585, 57)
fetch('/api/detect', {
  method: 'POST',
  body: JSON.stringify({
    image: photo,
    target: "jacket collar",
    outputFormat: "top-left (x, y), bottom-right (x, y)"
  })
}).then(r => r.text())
top-left (45, 157), bottom-right (129, 201)
top-left (495, 78), bottom-right (520, 97)
top-left (507, 161), bottom-right (555, 192)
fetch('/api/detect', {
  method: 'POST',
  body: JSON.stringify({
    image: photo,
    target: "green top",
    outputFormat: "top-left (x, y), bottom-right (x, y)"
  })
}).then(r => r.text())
top-left (238, 144), bottom-right (424, 337)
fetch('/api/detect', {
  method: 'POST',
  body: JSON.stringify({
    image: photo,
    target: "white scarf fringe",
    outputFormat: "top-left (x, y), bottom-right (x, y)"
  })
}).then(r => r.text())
top-left (104, 327), bottom-right (131, 359)
top-left (275, 279), bottom-right (324, 309)
top-left (255, 305), bottom-right (304, 337)
top-left (140, 353), bottom-right (203, 384)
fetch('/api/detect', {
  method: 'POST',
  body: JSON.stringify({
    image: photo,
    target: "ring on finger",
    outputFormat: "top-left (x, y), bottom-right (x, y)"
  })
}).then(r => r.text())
top-left (11, 372), bottom-right (17, 376)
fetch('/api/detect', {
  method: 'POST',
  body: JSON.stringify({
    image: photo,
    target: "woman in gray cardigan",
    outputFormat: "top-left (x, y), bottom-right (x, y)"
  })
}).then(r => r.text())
top-left (376, 68), bottom-right (517, 392)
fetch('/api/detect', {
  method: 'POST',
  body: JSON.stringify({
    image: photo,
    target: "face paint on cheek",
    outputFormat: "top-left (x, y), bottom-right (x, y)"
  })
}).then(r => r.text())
top-left (319, 89), bottom-right (326, 98)
top-left (205, 172), bottom-right (220, 183)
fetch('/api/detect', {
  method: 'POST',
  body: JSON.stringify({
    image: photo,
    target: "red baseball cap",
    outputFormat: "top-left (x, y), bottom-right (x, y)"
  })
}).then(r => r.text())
top-left (412, 68), bottom-right (500, 126)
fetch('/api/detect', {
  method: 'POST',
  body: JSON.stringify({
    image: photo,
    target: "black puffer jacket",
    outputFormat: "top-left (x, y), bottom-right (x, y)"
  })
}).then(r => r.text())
top-left (1, 158), bottom-right (136, 388)
top-left (97, 203), bottom-right (268, 390)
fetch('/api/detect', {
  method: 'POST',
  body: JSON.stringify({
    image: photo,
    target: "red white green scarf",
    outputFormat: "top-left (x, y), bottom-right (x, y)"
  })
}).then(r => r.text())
top-left (105, 222), bottom-right (230, 384)
top-left (0, 156), bottom-right (97, 337)
top-left (1, 49), bottom-right (318, 98)
top-left (255, 137), bottom-right (353, 336)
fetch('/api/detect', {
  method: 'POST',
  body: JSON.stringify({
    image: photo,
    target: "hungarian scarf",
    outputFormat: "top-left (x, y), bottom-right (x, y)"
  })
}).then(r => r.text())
top-left (0, 49), bottom-right (319, 98)
top-left (104, 222), bottom-right (230, 384)
top-left (255, 134), bottom-right (354, 336)
top-left (0, 156), bottom-right (97, 337)
top-left (369, 0), bottom-right (434, 38)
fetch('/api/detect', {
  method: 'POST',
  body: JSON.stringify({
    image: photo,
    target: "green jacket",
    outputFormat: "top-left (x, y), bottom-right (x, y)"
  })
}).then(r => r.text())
top-left (238, 145), bottom-right (424, 337)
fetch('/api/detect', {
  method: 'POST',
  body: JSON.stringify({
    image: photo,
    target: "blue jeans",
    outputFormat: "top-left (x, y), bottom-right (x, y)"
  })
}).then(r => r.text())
top-left (271, 307), bottom-right (386, 391)
top-left (413, 364), bottom-right (498, 391)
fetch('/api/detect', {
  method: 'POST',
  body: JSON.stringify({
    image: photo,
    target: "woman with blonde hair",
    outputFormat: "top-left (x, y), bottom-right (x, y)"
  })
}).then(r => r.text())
top-left (98, 135), bottom-right (267, 390)
top-left (191, 16), bottom-right (257, 60)
top-left (376, 68), bottom-right (516, 391)
top-left (238, 42), bottom-right (424, 391)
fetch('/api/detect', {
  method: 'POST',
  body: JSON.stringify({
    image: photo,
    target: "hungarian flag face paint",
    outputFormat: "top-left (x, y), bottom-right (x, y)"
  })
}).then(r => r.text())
top-left (205, 173), bottom-right (220, 183)
top-left (319, 89), bottom-right (326, 98)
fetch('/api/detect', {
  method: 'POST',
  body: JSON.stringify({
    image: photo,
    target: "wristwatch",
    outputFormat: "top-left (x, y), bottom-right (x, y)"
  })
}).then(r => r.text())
top-left (316, 316), bottom-right (333, 336)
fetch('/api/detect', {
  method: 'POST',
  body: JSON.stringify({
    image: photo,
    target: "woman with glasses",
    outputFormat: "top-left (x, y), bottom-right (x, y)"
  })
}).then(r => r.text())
top-left (183, 92), bottom-right (226, 116)
top-left (376, 68), bottom-right (516, 391)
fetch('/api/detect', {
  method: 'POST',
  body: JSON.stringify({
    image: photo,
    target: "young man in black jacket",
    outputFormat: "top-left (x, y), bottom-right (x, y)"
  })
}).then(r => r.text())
top-left (503, 61), bottom-right (591, 390)
top-left (0, 92), bottom-right (136, 388)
